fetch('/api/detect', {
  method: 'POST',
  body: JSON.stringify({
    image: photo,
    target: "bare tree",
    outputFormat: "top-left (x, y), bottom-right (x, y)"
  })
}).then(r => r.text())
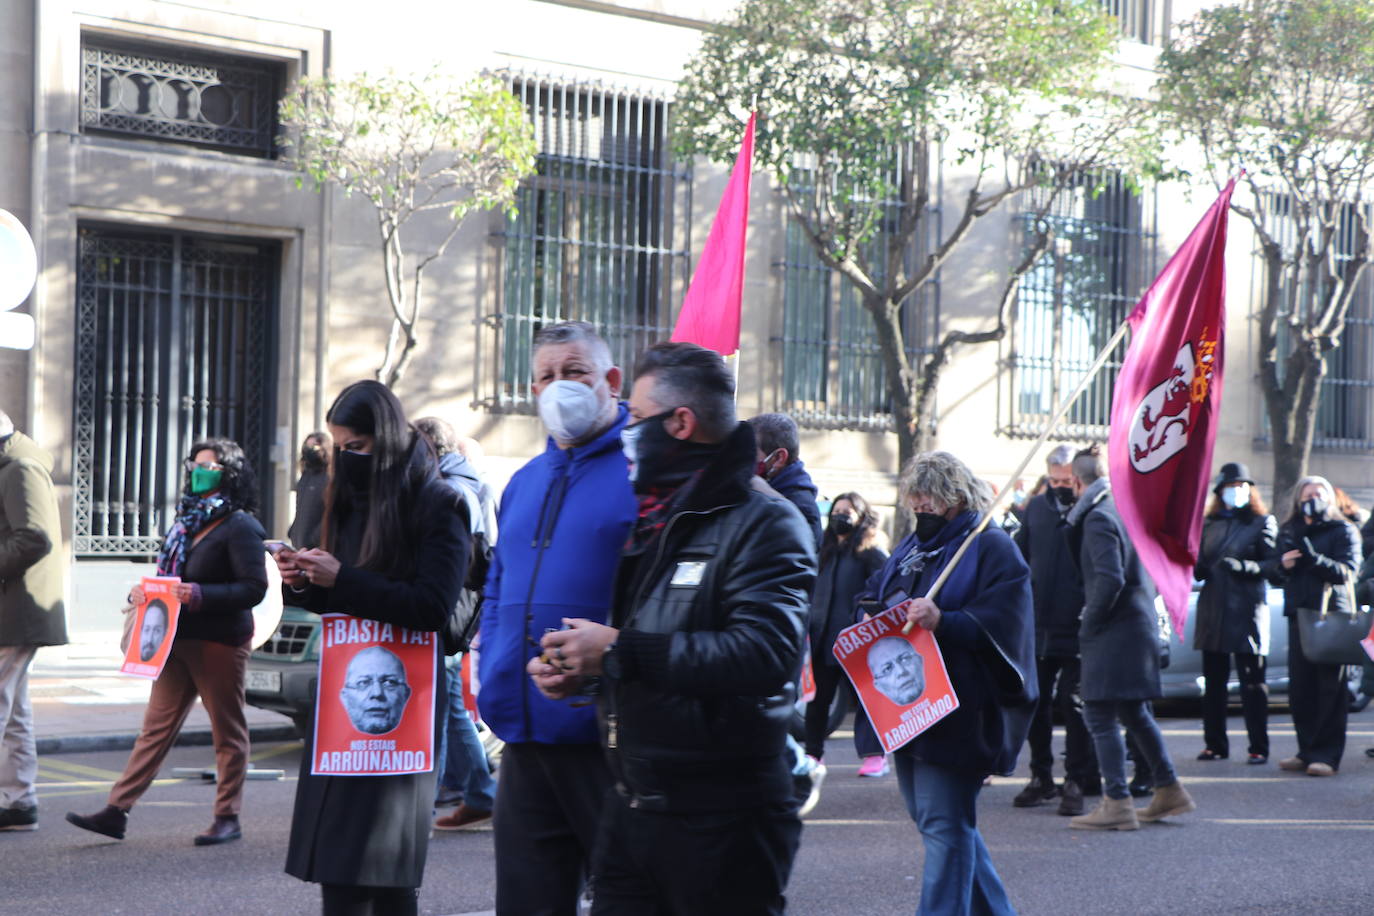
top-left (673, 0), bottom-right (1159, 474)
top-left (280, 71), bottom-right (537, 386)
top-left (1157, 0), bottom-right (1374, 502)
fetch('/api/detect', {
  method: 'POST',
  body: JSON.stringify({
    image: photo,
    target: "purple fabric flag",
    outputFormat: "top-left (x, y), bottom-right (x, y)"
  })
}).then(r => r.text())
top-left (1108, 179), bottom-right (1236, 639)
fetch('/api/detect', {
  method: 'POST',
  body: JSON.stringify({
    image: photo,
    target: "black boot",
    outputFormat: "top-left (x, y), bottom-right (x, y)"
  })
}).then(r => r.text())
top-left (65, 805), bottom-right (128, 840)
top-left (194, 815), bottom-right (242, 846)
top-left (1013, 774), bottom-right (1058, 808)
top-left (1057, 779), bottom-right (1085, 816)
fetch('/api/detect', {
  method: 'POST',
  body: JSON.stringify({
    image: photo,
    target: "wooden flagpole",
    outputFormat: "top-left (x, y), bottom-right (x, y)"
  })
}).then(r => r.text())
top-left (903, 319), bottom-right (1132, 633)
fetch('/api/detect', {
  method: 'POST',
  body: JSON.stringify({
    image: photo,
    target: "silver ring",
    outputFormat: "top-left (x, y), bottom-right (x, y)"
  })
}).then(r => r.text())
top-left (554, 646), bottom-right (565, 661)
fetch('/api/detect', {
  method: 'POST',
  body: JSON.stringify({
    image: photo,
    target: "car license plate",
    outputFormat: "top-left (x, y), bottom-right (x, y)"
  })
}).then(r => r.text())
top-left (245, 669), bottom-right (281, 694)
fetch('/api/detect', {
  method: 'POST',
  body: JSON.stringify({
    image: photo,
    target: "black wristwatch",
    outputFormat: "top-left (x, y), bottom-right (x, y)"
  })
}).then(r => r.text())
top-left (602, 643), bottom-right (622, 680)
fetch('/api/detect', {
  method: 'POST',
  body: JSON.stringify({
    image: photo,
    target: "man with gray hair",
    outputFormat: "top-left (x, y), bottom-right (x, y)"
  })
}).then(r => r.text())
top-left (477, 321), bottom-right (638, 914)
top-left (0, 410), bottom-right (68, 831)
top-left (1011, 444), bottom-right (1100, 815)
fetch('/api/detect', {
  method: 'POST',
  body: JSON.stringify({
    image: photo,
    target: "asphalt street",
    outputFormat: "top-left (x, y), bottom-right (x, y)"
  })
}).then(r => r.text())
top-left (6, 709), bottom-right (1374, 915)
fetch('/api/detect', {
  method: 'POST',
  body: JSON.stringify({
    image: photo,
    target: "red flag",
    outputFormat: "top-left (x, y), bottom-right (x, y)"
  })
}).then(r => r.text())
top-left (671, 112), bottom-right (755, 356)
top-left (1108, 179), bottom-right (1235, 639)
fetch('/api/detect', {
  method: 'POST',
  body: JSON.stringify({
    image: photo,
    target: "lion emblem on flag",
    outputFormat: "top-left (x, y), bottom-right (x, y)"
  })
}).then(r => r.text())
top-left (1127, 342), bottom-right (1195, 473)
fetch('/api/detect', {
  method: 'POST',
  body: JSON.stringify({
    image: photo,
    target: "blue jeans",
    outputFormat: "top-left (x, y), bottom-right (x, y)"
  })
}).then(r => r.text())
top-left (894, 755), bottom-right (1016, 916)
top-left (436, 655), bottom-right (496, 811)
top-left (1082, 699), bottom-right (1176, 800)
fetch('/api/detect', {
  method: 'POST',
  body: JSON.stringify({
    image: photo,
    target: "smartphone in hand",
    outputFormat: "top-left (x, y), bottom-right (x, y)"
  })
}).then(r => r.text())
top-left (265, 539), bottom-right (295, 558)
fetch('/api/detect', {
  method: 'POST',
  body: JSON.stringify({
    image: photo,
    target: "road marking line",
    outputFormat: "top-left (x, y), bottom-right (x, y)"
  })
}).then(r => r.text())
top-left (249, 742), bottom-right (301, 763)
top-left (801, 818), bottom-right (908, 826)
top-left (38, 757), bottom-right (126, 780)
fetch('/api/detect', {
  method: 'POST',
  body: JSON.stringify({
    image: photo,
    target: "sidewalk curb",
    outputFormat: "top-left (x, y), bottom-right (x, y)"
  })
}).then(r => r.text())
top-left (38, 723), bottom-right (300, 756)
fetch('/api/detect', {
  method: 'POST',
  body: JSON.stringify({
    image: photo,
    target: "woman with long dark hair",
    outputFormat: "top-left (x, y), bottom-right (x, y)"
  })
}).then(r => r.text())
top-left (1193, 462), bottom-right (1277, 764)
top-left (67, 438), bottom-right (267, 846)
top-left (804, 492), bottom-right (889, 774)
top-left (279, 381), bottom-right (470, 916)
top-left (1266, 474), bottom-right (1360, 777)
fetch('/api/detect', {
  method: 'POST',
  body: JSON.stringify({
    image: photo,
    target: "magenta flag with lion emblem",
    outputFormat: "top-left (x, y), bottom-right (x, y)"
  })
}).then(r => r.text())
top-left (1108, 179), bottom-right (1235, 639)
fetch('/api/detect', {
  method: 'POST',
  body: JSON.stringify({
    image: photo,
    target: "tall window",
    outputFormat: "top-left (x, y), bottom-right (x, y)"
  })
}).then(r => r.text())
top-left (486, 76), bottom-right (692, 408)
top-left (777, 163), bottom-right (938, 430)
top-left (1099, 0), bottom-right (1166, 44)
top-left (73, 226), bottom-right (278, 556)
top-left (1259, 194), bottom-right (1374, 448)
top-left (81, 35), bottom-right (283, 157)
top-left (1004, 170), bottom-right (1153, 438)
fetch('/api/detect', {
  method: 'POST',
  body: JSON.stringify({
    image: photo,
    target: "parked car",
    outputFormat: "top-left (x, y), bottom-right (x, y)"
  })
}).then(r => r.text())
top-left (245, 607), bottom-right (503, 767)
top-left (1160, 582), bottom-right (1290, 703)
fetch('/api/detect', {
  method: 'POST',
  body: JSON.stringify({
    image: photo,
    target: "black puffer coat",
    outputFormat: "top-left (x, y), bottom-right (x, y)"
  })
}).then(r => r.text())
top-left (1266, 517), bottom-right (1360, 617)
top-left (1015, 490), bottom-right (1086, 658)
top-left (604, 422), bottom-right (817, 814)
top-left (1193, 509), bottom-right (1277, 655)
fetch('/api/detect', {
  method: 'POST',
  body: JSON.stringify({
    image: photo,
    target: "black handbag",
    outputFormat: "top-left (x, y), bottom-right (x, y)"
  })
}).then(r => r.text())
top-left (1295, 578), bottom-right (1370, 666)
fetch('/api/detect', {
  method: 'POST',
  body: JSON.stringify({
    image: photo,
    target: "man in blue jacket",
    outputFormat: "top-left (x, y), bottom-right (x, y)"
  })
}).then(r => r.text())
top-left (477, 322), bottom-right (637, 916)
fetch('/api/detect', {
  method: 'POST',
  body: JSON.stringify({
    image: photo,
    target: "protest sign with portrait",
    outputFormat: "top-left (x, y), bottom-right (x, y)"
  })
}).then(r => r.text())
top-left (312, 613), bottom-right (437, 777)
top-left (120, 577), bottom-right (181, 680)
top-left (833, 600), bottom-right (959, 754)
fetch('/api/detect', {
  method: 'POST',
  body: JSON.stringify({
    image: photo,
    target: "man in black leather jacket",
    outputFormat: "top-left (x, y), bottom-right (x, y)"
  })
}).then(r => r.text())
top-left (531, 342), bottom-right (817, 916)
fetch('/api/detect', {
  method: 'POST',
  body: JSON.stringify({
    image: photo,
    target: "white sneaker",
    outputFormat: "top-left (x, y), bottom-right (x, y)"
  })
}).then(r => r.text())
top-left (798, 761), bottom-right (827, 817)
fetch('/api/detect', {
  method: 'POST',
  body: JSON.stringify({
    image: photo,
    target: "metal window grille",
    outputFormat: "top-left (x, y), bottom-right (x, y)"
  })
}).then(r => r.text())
top-left (1099, 0), bottom-right (1164, 44)
top-left (484, 75), bottom-right (692, 409)
top-left (775, 162), bottom-right (939, 430)
top-left (80, 36), bottom-right (283, 157)
top-left (1004, 169), bottom-right (1155, 439)
top-left (73, 225), bottom-right (278, 557)
top-left (1257, 194), bottom-right (1374, 449)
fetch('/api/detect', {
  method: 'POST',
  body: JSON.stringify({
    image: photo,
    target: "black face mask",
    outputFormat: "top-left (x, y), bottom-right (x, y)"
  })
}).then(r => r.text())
top-left (1052, 486), bottom-right (1076, 508)
top-left (335, 450), bottom-right (373, 493)
top-left (301, 444), bottom-right (329, 473)
top-left (914, 512), bottom-right (948, 542)
top-left (829, 515), bottom-right (856, 535)
top-left (624, 411), bottom-right (718, 494)
top-left (1301, 496), bottom-right (1328, 520)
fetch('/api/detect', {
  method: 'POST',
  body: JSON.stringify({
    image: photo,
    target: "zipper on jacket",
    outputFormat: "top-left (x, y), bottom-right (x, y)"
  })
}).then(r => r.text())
top-left (607, 712), bottom-right (618, 749)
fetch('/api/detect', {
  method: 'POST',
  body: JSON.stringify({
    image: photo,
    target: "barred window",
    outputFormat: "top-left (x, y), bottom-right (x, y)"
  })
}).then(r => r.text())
top-left (1259, 194), bottom-right (1374, 449)
top-left (485, 76), bottom-right (692, 409)
top-left (776, 163), bottom-right (938, 430)
top-left (1004, 170), bottom-right (1154, 439)
top-left (1099, 0), bottom-right (1165, 44)
top-left (81, 36), bottom-right (283, 157)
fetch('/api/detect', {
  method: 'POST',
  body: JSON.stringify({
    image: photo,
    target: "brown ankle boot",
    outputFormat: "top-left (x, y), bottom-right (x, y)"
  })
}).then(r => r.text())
top-left (194, 815), bottom-right (242, 846)
top-left (1137, 780), bottom-right (1196, 822)
top-left (1069, 796), bottom-right (1139, 831)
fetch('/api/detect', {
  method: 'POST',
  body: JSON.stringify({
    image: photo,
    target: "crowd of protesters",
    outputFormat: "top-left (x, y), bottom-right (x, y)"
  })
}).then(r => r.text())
top-left (3, 320), bottom-right (1374, 913)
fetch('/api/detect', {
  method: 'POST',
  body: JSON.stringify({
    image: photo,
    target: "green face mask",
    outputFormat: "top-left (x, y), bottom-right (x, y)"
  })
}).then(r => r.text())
top-left (190, 467), bottom-right (224, 495)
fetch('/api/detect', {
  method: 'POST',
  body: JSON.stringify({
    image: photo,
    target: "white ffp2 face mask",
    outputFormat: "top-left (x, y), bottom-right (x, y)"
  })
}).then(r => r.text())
top-left (1221, 484), bottom-right (1250, 509)
top-left (538, 380), bottom-right (604, 443)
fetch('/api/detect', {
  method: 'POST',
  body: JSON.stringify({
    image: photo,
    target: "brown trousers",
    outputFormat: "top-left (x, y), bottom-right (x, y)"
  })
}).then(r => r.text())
top-left (109, 638), bottom-right (251, 817)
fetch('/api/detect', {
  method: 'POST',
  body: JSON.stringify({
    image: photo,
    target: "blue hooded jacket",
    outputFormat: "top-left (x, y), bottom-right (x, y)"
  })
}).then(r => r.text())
top-left (477, 404), bottom-right (637, 744)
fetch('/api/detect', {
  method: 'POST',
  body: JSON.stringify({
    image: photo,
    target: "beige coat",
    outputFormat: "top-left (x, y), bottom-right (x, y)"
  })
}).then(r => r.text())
top-left (0, 431), bottom-right (67, 646)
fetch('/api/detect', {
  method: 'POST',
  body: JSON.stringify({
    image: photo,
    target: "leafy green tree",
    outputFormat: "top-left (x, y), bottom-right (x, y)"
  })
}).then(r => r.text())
top-left (280, 71), bottom-right (536, 386)
top-left (1157, 0), bottom-right (1374, 503)
top-left (674, 0), bottom-right (1154, 472)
